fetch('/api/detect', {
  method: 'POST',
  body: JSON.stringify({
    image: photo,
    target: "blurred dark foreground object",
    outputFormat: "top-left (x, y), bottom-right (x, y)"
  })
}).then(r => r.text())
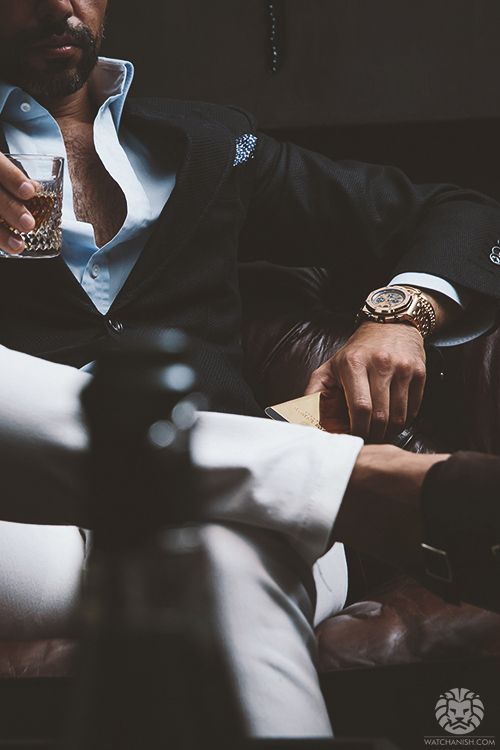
top-left (67, 330), bottom-right (245, 750)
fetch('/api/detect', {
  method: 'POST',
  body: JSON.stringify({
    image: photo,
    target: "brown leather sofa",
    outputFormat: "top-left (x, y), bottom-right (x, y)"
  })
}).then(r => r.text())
top-left (1, 262), bottom-right (499, 748)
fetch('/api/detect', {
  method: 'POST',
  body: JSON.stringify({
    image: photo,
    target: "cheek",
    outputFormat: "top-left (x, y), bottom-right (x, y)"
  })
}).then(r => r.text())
top-left (74, 0), bottom-right (108, 29)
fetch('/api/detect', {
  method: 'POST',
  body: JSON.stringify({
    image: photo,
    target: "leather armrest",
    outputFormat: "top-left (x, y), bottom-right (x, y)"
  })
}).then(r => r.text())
top-left (316, 576), bottom-right (500, 673)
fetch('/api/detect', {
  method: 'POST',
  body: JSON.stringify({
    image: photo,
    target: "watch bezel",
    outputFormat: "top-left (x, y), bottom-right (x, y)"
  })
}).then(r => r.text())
top-left (365, 286), bottom-right (413, 315)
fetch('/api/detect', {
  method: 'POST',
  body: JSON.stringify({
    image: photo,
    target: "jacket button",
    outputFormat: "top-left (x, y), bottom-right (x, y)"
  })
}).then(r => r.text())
top-left (107, 318), bottom-right (124, 334)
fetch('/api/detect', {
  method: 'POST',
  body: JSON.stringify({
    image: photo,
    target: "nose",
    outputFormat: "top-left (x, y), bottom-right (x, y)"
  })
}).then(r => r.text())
top-left (36, 0), bottom-right (74, 25)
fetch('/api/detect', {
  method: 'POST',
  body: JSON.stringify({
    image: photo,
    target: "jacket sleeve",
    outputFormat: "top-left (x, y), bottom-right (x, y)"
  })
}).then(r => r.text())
top-left (419, 452), bottom-right (500, 611)
top-left (237, 132), bottom-right (500, 300)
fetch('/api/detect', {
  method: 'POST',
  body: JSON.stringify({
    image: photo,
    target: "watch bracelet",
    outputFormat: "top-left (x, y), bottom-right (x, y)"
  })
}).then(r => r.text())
top-left (412, 293), bottom-right (437, 337)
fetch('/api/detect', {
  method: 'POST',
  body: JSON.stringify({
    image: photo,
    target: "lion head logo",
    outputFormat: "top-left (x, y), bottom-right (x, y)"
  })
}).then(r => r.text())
top-left (435, 688), bottom-right (485, 735)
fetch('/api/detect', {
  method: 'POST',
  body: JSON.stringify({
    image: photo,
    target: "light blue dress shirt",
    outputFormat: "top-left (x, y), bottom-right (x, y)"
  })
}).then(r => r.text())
top-left (0, 56), bottom-right (479, 345)
top-left (0, 57), bottom-right (176, 315)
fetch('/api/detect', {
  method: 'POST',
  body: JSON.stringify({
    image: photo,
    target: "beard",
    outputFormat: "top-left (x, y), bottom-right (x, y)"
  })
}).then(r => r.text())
top-left (0, 21), bottom-right (103, 99)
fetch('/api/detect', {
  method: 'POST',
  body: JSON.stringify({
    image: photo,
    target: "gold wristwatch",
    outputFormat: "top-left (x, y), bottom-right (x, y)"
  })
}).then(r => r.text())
top-left (358, 285), bottom-right (437, 338)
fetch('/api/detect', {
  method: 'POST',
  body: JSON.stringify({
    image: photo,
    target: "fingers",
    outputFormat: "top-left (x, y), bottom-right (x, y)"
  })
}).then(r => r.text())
top-left (306, 361), bottom-right (375, 437)
top-left (386, 368), bottom-right (411, 441)
top-left (407, 365), bottom-right (427, 424)
top-left (305, 326), bottom-right (427, 441)
top-left (0, 185), bottom-right (36, 233)
top-left (0, 154), bottom-right (37, 254)
top-left (306, 357), bottom-right (374, 437)
top-left (367, 362), bottom-right (392, 442)
top-left (368, 357), bottom-right (426, 442)
top-left (0, 224), bottom-right (26, 255)
top-left (304, 368), bottom-right (328, 395)
top-left (0, 153), bottom-right (35, 196)
top-left (339, 361), bottom-right (372, 439)
top-left (362, 352), bottom-right (403, 442)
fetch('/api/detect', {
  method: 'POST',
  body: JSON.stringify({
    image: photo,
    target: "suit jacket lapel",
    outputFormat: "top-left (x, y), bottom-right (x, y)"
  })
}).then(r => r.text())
top-left (1, 99), bottom-right (236, 314)
top-left (111, 99), bottom-right (236, 311)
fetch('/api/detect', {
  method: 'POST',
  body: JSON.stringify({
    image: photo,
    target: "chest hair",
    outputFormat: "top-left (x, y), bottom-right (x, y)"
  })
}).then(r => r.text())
top-left (61, 124), bottom-right (127, 248)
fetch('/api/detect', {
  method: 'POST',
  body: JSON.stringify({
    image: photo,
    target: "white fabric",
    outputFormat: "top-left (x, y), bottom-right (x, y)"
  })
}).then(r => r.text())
top-left (197, 523), bottom-right (334, 736)
top-left (390, 272), bottom-right (469, 308)
top-left (388, 272), bottom-right (496, 346)
top-left (0, 345), bottom-right (363, 736)
top-left (0, 522), bottom-right (84, 638)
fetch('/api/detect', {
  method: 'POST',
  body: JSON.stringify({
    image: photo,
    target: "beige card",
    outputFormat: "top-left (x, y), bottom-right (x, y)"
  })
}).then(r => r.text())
top-left (265, 391), bottom-right (350, 434)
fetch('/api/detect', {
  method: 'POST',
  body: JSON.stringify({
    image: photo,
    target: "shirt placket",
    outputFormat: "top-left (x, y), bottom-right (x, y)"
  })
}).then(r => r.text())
top-left (80, 100), bottom-right (151, 314)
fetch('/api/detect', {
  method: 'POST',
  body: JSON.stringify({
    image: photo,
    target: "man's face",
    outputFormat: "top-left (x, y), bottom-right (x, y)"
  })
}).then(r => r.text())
top-left (0, 0), bottom-right (108, 99)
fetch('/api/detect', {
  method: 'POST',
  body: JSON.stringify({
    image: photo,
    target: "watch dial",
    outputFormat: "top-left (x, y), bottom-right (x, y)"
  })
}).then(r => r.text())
top-left (369, 288), bottom-right (407, 309)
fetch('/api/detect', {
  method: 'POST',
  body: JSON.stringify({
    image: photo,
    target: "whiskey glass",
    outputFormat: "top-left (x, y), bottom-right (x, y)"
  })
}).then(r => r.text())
top-left (0, 154), bottom-right (64, 259)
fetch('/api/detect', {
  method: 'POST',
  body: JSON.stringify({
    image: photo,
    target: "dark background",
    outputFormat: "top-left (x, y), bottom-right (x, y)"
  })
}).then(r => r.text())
top-left (101, 0), bottom-right (500, 198)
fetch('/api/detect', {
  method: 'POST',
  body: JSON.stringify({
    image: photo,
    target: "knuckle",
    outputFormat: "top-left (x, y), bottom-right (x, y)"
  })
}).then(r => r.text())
top-left (372, 352), bottom-right (393, 372)
top-left (396, 360), bottom-right (414, 378)
top-left (352, 399), bottom-right (371, 416)
top-left (414, 365), bottom-right (427, 382)
top-left (1, 192), bottom-right (22, 219)
top-left (343, 352), bottom-right (366, 370)
top-left (371, 410), bottom-right (387, 424)
top-left (391, 415), bottom-right (406, 431)
top-left (311, 364), bottom-right (329, 380)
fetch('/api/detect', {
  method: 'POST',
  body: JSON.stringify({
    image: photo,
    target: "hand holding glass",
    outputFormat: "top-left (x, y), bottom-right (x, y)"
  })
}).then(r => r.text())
top-left (0, 154), bottom-right (63, 259)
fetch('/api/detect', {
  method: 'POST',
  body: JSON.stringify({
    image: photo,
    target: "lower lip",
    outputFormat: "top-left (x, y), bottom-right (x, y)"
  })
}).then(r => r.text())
top-left (29, 45), bottom-right (81, 60)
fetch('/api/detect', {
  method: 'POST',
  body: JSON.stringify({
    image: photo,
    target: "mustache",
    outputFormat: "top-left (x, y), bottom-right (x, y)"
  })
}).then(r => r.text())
top-left (14, 21), bottom-right (96, 51)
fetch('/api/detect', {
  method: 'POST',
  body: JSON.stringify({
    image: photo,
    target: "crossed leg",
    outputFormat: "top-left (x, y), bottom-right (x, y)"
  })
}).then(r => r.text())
top-left (0, 345), bottom-right (362, 736)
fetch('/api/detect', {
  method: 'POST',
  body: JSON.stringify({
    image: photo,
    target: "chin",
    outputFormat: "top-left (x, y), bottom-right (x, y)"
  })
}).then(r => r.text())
top-left (30, 73), bottom-right (86, 98)
top-left (20, 59), bottom-right (97, 99)
top-left (0, 45), bottom-right (98, 100)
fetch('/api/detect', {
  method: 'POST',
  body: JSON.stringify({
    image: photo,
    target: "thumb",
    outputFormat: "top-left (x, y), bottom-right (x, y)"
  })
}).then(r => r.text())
top-left (304, 369), bottom-right (329, 395)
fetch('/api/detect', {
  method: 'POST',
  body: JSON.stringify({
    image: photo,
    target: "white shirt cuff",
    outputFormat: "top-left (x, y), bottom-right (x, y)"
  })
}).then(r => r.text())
top-left (389, 272), bottom-right (470, 308)
top-left (389, 273), bottom-right (496, 346)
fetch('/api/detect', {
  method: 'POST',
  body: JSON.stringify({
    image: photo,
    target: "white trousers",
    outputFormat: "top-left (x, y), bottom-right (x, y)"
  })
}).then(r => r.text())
top-left (0, 345), bottom-right (362, 737)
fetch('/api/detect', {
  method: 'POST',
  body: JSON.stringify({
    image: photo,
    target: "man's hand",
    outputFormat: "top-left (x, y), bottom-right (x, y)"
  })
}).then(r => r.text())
top-left (305, 321), bottom-right (427, 442)
top-left (332, 445), bottom-right (450, 570)
top-left (0, 153), bottom-right (37, 255)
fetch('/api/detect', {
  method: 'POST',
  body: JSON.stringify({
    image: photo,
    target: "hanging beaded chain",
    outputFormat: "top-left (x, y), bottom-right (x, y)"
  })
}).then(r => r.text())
top-left (267, 1), bottom-right (285, 73)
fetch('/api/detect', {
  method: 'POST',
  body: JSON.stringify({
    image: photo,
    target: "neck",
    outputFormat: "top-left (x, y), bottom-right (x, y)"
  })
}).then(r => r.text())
top-left (43, 82), bottom-right (96, 126)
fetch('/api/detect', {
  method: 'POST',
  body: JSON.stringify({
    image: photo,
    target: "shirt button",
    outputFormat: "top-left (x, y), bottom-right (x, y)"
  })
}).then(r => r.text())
top-left (90, 264), bottom-right (100, 279)
top-left (20, 101), bottom-right (31, 113)
top-left (107, 318), bottom-right (124, 334)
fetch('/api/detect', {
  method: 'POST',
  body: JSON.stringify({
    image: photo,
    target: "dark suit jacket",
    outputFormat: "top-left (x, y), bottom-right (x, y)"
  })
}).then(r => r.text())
top-left (1, 98), bottom-right (500, 415)
top-left (421, 451), bottom-right (500, 611)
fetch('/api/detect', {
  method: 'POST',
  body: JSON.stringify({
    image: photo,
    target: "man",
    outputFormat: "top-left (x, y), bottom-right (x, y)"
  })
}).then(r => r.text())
top-left (0, 0), bottom-right (499, 738)
top-left (2, 0), bottom-right (496, 436)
